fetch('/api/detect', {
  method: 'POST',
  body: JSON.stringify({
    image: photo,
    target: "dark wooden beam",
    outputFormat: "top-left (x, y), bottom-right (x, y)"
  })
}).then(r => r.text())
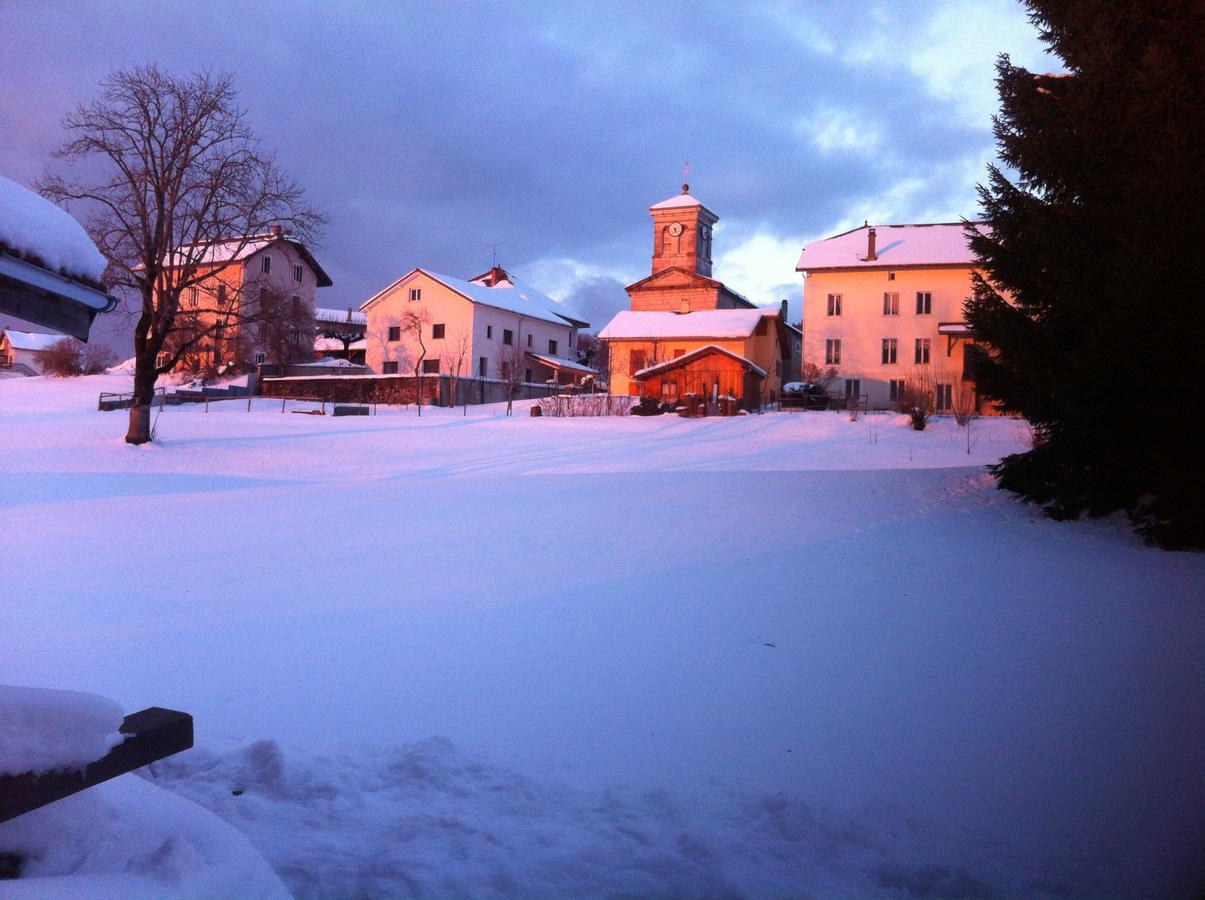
top-left (0, 279), bottom-right (97, 341)
top-left (0, 707), bottom-right (193, 824)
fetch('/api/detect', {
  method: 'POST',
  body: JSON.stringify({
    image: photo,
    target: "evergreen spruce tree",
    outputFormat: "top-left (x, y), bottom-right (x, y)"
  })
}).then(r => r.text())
top-left (966, 0), bottom-right (1205, 548)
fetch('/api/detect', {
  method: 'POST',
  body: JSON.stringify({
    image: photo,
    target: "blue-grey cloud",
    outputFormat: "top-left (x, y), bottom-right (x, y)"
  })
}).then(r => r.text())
top-left (0, 0), bottom-right (1053, 351)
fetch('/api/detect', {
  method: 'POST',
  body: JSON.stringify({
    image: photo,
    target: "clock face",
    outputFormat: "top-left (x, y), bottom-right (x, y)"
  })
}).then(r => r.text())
top-left (667, 222), bottom-right (684, 237)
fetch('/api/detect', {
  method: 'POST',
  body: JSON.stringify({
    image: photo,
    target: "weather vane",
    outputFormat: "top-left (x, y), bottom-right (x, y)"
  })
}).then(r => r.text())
top-left (682, 161), bottom-right (690, 191)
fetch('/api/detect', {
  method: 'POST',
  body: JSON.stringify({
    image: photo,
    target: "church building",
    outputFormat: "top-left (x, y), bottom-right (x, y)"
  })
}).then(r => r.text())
top-left (600, 185), bottom-right (790, 410)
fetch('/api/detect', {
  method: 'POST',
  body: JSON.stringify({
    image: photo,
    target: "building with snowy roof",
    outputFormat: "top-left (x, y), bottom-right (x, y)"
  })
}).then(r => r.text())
top-left (796, 222), bottom-right (992, 412)
top-left (597, 185), bottom-right (792, 407)
top-left (0, 174), bottom-right (117, 341)
top-left (359, 265), bottom-right (593, 388)
top-left (599, 307), bottom-right (788, 409)
top-left (0, 328), bottom-right (68, 375)
top-left (158, 225), bottom-right (332, 370)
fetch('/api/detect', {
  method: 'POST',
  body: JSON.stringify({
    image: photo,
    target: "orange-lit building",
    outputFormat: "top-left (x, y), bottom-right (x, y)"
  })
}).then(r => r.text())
top-left (599, 185), bottom-right (790, 409)
top-left (796, 222), bottom-right (990, 412)
top-left (161, 227), bottom-right (332, 369)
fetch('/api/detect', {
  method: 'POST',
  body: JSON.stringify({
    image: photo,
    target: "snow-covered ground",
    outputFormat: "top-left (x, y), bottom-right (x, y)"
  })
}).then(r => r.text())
top-left (1, 373), bottom-right (1202, 897)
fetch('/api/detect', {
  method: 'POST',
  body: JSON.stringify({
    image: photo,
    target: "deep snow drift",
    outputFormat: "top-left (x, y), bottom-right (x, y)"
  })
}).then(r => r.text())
top-left (1, 373), bottom-right (1202, 897)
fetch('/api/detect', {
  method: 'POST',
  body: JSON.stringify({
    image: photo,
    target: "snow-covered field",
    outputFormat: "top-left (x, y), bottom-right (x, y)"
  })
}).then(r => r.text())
top-left (2, 373), bottom-right (1202, 898)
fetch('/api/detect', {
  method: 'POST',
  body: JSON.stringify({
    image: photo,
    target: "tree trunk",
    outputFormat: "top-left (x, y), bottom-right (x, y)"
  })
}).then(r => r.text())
top-left (125, 352), bottom-right (157, 444)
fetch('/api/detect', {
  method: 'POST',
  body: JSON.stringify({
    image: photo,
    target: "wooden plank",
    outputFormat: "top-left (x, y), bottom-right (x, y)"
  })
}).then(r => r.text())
top-left (0, 707), bottom-right (193, 824)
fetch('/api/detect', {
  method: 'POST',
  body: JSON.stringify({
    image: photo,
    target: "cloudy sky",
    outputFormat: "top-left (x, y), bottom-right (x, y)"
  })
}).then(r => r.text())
top-left (2, 0), bottom-right (1054, 339)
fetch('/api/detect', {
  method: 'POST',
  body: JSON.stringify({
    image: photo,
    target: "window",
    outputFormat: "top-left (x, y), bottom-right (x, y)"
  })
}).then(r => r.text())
top-left (673, 348), bottom-right (686, 358)
top-left (486, 325), bottom-right (493, 339)
top-left (825, 338), bottom-right (841, 365)
top-left (915, 337), bottom-right (931, 364)
top-left (527, 333), bottom-right (533, 348)
top-left (889, 378), bottom-right (904, 402)
top-left (936, 383), bottom-right (952, 412)
top-left (548, 339), bottom-right (558, 355)
top-left (916, 291), bottom-right (932, 315)
top-left (883, 292), bottom-right (899, 316)
top-left (291, 295), bottom-right (300, 316)
top-left (882, 337), bottom-right (897, 364)
top-left (387, 326), bottom-right (401, 342)
top-left (827, 293), bottom-right (842, 316)
top-left (254, 351), bottom-right (267, 366)
top-left (217, 285), bottom-right (227, 306)
top-left (503, 329), bottom-right (513, 346)
top-left (382, 361), bottom-right (399, 374)
top-left (188, 287), bottom-right (199, 307)
top-left (887, 271), bottom-right (896, 281)
top-left (432, 323), bottom-right (445, 339)
top-left (524, 368), bottom-right (532, 383)
top-left (629, 349), bottom-right (646, 374)
top-left (292, 264), bottom-right (303, 283)
top-left (845, 378), bottom-right (860, 398)
top-left (478, 357), bottom-right (487, 377)
top-left (422, 358), bottom-right (440, 374)
top-left (408, 287), bottom-right (421, 302)
top-left (260, 255), bottom-right (271, 274)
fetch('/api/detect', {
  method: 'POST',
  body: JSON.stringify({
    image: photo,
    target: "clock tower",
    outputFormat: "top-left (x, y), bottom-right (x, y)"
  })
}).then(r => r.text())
top-left (649, 183), bottom-right (718, 278)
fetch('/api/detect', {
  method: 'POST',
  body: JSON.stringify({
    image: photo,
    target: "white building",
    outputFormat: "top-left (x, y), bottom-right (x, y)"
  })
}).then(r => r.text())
top-left (0, 328), bottom-right (67, 374)
top-left (360, 266), bottom-right (593, 386)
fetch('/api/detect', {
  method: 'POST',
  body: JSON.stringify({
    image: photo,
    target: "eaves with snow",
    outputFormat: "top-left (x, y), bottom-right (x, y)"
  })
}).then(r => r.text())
top-left (0, 174), bottom-right (117, 341)
top-left (796, 222), bottom-right (988, 272)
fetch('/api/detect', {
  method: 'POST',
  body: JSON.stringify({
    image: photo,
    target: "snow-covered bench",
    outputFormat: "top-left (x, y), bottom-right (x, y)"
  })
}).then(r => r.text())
top-left (0, 693), bottom-right (193, 824)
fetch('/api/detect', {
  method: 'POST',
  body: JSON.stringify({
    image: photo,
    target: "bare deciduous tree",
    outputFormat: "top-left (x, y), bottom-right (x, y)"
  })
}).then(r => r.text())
top-left (399, 307), bottom-right (432, 416)
top-left (495, 343), bottom-right (526, 416)
top-left (442, 326), bottom-right (472, 411)
top-left (40, 65), bottom-right (323, 443)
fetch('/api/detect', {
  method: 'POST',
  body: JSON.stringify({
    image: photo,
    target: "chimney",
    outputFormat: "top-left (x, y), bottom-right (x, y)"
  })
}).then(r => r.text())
top-left (866, 227), bottom-right (877, 261)
top-left (780, 298), bottom-right (788, 319)
top-left (270, 224), bottom-right (283, 238)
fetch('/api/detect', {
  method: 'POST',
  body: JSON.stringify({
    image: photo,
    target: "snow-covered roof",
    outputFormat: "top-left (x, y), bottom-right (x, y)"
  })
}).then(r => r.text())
top-left (315, 307), bottom-right (366, 325)
top-left (349, 338), bottom-right (366, 350)
top-left (650, 186), bottom-right (710, 212)
top-left (633, 344), bottom-right (766, 379)
top-left (314, 336), bottom-right (344, 351)
top-left (598, 308), bottom-right (778, 341)
top-left (525, 351), bottom-right (597, 375)
top-left (0, 174), bottom-right (106, 284)
top-left (938, 322), bottom-right (974, 335)
top-left (796, 222), bottom-right (987, 271)
top-left (2, 329), bottom-right (68, 351)
top-left (362, 268), bottom-right (588, 329)
top-left (169, 233), bottom-right (333, 286)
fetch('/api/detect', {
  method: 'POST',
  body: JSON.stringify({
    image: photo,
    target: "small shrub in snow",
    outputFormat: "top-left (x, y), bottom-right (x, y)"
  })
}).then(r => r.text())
top-left (38, 338), bottom-right (111, 377)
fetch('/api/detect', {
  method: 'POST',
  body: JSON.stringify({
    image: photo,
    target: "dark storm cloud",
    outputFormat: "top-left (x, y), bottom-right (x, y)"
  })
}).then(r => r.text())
top-left (1, 1), bottom-right (1051, 345)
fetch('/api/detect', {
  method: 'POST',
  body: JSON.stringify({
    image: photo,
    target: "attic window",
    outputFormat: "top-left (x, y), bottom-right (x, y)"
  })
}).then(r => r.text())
top-left (292, 264), bottom-right (303, 283)
top-left (887, 271), bottom-right (896, 281)
top-left (260, 256), bottom-right (271, 274)
top-left (408, 288), bottom-right (421, 302)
